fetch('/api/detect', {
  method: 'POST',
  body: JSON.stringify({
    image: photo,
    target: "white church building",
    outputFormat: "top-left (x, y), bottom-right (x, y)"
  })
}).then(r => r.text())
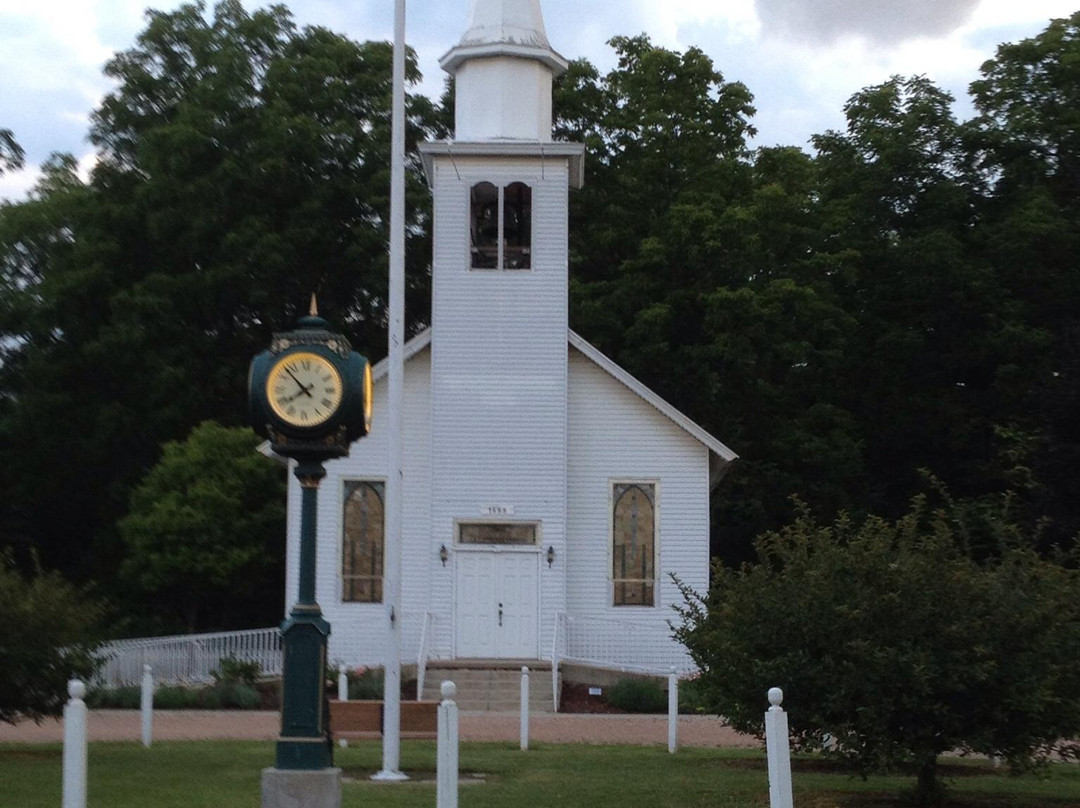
top-left (283, 0), bottom-right (737, 683)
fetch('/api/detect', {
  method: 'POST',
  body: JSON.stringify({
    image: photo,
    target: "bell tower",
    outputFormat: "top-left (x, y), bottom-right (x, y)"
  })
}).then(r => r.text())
top-left (442, 0), bottom-right (567, 142)
top-left (418, 0), bottom-right (584, 658)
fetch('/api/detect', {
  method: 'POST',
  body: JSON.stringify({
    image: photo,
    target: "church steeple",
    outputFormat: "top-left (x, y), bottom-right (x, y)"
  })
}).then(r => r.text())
top-left (439, 0), bottom-right (568, 142)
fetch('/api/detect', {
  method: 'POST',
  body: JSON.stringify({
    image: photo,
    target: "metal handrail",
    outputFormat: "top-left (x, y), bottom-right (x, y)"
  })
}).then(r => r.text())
top-left (552, 612), bottom-right (697, 679)
top-left (96, 627), bottom-right (283, 688)
top-left (415, 611), bottom-right (435, 701)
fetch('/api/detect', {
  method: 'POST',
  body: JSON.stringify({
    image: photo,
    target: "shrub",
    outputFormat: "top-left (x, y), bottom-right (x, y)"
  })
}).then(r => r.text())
top-left (154, 685), bottom-right (202, 709)
top-left (0, 555), bottom-right (105, 724)
top-left (677, 676), bottom-right (708, 715)
top-left (349, 667), bottom-right (384, 700)
top-left (606, 677), bottom-right (667, 713)
top-left (675, 496), bottom-right (1080, 805)
top-left (326, 666), bottom-right (385, 700)
top-left (90, 680), bottom-right (264, 710)
top-left (211, 682), bottom-right (260, 709)
top-left (86, 686), bottom-right (141, 709)
top-left (213, 657), bottom-right (261, 686)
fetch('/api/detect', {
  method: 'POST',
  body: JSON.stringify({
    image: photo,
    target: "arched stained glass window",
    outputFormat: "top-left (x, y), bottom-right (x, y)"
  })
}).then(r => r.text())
top-left (612, 483), bottom-right (656, 606)
top-left (342, 480), bottom-right (384, 603)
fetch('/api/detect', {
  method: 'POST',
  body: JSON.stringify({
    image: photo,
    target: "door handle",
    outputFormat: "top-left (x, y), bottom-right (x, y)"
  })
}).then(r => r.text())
top-left (498, 602), bottom-right (503, 627)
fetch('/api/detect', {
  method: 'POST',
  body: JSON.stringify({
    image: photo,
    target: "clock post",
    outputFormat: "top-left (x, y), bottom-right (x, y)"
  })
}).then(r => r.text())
top-left (249, 301), bottom-right (372, 805)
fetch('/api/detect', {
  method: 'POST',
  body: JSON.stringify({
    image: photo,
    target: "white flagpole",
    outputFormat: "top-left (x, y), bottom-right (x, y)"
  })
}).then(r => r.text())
top-left (373, 0), bottom-right (407, 782)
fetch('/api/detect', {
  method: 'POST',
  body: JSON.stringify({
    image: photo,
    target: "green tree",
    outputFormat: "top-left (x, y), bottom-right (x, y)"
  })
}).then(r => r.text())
top-left (966, 13), bottom-right (1080, 548)
top-left (0, 556), bottom-right (104, 724)
top-left (0, 129), bottom-right (23, 174)
top-left (117, 421), bottom-right (286, 634)
top-left (0, 1), bottom-right (444, 606)
top-left (675, 497), bottom-right (1080, 805)
top-left (810, 76), bottom-right (1029, 523)
top-left (556, 35), bottom-right (756, 345)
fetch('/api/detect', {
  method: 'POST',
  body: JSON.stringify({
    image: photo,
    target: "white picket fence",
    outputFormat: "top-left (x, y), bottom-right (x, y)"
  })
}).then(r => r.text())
top-left (95, 627), bottom-right (283, 688)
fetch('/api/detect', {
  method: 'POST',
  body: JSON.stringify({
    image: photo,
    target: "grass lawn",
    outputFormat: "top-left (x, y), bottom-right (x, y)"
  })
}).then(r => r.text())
top-left (2, 739), bottom-right (1078, 808)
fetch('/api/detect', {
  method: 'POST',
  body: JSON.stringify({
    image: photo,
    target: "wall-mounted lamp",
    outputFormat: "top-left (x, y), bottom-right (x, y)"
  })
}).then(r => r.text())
top-left (439, 544), bottom-right (449, 567)
top-left (546, 545), bottom-right (555, 568)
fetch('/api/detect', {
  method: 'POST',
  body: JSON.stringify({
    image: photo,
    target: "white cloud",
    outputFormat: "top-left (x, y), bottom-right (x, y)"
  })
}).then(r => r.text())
top-left (754, 0), bottom-right (982, 45)
top-left (967, 0), bottom-right (1077, 28)
top-left (631, 0), bottom-right (759, 47)
top-left (0, 167), bottom-right (40, 202)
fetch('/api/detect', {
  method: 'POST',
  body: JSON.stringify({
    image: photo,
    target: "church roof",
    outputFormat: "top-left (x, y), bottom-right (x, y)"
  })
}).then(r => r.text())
top-left (567, 330), bottom-right (738, 469)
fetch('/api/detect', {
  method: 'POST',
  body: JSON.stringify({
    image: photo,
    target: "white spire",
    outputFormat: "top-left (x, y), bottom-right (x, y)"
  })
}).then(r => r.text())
top-left (461, 0), bottom-right (551, 46)
top-left (441, 0), bottom-right (566, 74)
top-left (441, 0), bottom-right (566, 141)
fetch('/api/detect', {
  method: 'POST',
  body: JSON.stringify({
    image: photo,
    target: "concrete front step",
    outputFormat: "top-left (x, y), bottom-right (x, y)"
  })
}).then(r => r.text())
top-left (422, 662), bottom-right (557, 712)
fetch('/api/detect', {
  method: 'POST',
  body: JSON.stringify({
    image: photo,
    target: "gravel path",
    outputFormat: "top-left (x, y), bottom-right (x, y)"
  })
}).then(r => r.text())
top-left (0, 710), bottom-right (758, 748)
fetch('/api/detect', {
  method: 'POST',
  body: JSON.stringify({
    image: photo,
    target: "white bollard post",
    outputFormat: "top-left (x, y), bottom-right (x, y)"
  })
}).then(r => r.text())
top-left (668, 668), bottom-right (678, 754)
top-left (765, 687), bottom-right (794, 808)
top-left (140, 664), bottom-right (154, 748)
top-left (437, 681), bottom-right (459, 808)
top-left (520, 666), bottom-right (530, 751)
top-left (338, 667), bottom-right (350, 748)
top-left (62, 680), bottom-right (88, 808)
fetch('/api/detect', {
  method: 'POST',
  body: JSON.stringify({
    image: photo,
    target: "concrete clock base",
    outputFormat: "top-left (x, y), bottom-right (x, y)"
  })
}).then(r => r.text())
top-left (261, 767), bottom-right (342, 808)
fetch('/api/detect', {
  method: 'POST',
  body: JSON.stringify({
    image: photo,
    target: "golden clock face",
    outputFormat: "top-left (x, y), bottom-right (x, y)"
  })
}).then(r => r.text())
top-left (266, 351), bottom-right (343, 428)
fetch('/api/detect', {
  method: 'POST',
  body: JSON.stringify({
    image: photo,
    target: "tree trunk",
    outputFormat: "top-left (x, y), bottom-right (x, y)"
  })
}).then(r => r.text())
top-left (916, 752), bottom-right (941, 806)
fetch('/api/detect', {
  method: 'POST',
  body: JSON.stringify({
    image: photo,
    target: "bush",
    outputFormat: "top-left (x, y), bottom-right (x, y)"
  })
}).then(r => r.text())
top-left (0, 555), bottom-right (105, 724)
top-left (677, 676), bottom-right (709, 715)
top-left (211, 682), bottom-right (260, 709)
top-left (89, 680), bottom-right (262, 710)
top-left (327, 666), bottom-right (385, 700)
top-left (213, 657), bottom-right (261, 686)
top-left (86, 686), bottom-right (141, 709)
top-left (154, 685), bottom-right (202, 709)
top-left (349, 667), bottom-right (384, 700)
top-left (675, 496), bottom-right (1080, 805)
top-left (606, 677), bottom-right (667, 713)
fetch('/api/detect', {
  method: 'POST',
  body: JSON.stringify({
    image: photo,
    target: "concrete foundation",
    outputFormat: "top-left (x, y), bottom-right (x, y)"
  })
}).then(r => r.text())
top-left (261, 767), bottom-right (342, 808)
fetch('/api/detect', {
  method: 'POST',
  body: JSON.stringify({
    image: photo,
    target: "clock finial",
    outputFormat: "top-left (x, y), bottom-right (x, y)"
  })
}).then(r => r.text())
top-left (309, 293), bottom-right (319, 317)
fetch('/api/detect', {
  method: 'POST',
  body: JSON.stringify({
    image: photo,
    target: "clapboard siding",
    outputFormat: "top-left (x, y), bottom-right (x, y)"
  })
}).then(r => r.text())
top-left (566, 347), bottom-right (711, 646)
top-left (284, 347), bottom-right (434, 667)
top-left (429, 154), bottom-right (570, 657)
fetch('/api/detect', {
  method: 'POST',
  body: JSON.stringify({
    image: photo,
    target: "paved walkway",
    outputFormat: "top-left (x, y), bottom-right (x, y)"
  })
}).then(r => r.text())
top-left (0, 710), bottom-right (758, 748)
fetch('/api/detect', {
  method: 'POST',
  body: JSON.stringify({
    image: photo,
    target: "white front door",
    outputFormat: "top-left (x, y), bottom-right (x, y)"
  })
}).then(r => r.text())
top-left (455, 551), bottom-right (539, 658)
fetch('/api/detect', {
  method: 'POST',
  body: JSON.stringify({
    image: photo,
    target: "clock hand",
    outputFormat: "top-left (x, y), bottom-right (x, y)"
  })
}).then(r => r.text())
top-left (284, 367), bottom-right (315, 397)
top-left (280, 387), bottom-right (312, 404)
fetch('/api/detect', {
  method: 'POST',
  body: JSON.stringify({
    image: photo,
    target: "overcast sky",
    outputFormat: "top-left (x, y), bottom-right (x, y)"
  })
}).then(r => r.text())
top-left (1, 0), bottom-right (1076, 200)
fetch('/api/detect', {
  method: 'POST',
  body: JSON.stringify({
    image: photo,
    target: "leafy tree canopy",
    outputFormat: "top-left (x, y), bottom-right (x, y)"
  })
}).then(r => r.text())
top-left (0, 129), bottom-right (23, 175)
top-left (117, 420), bottom-right (286, 634)
top-left (0, 0), bottom-right (443, 607)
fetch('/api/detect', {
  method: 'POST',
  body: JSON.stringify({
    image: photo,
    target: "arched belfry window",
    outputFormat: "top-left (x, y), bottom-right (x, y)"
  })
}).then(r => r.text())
top-left (470, 182), bottom-right (531, 270)
top-left (470, 182), bottom-right (499, 268)
top-left (342, 480), bottom-right (384, 602)
top-left (503, 182), bottom-right (532, 269)
top-left (612, 482), bottom-right (656, 606)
